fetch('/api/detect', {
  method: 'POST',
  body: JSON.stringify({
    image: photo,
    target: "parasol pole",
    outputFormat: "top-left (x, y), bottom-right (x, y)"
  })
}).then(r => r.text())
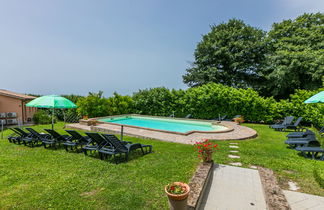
top-left (52, 108), bottom-right (54, 130)
top-left (63, 109), bottom-right (66, 128)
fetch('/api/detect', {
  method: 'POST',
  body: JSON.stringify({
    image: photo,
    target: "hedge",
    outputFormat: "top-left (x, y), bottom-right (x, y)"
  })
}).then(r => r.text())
top-left (76, 83), bottom-right (324, 127)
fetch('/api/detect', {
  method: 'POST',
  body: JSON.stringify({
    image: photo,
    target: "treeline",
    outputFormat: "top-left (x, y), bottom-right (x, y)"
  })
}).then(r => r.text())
top-left (74, 83), bottom-right (324, 128)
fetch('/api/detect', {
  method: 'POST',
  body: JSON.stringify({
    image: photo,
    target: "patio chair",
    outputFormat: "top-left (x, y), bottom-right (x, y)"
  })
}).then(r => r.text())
top-left (101, 134), bottom-right (152, 163)
top-left (270, 116), bottom-right (294, 129)
top-left (295, 146), bottom-right (324, 161)
top-left (83, 132), bottom-right (111, 155)
top-left (286, 129), bottom-right (313, 138)
top-left (275, 117), bottom-right (303, 131)
top-left (43, 129), bottom-right (73, 149)
top-left (63, 130), bottom-right (91, 151)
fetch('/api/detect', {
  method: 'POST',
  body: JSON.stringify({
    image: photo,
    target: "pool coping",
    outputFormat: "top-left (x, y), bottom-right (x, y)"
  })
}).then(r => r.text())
top-left (80, 114), bottom-right (234, 136)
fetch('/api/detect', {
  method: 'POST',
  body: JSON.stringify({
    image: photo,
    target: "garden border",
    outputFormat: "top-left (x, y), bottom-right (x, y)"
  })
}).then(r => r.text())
top-left (187, 161), bottom-right (214, 209)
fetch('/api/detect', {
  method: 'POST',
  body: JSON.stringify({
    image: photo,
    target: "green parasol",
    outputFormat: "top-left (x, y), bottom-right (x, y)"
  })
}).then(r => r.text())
top-left (26, 95), bottom-right (77, 129)
top-left (304, 91), bottom-right (324, 104)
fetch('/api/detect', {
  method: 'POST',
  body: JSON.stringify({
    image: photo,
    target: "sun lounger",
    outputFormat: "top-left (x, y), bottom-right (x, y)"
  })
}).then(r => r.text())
top-left (22, 128), bottom-right (50, 147)
top-left (212, 115), bottom-right (227, 121)
top-left (101, 134), bottom-right (152, 163)
top-left (286, 129), bottom-right (313, 138)
top-left (295, 147), bottom-right (324, 161)
top-left (270, 116), bottom-right (294, 129)
top-left (275, 117), bottom-right (303, 131)
top-left (83, 132), bottom-right (110, 155)
top-left (7, 128), bottom-right (28, 144)
top-left (320, 126), bottom-right (324, 137)
top-left (285, 134), bottom-right (320, 148)
top-left (63, 130), bottom-right (91, 151)
top-left (185, 114), bottom-right (193, 118)
top-left (43, 129), bottom-right (73, 149)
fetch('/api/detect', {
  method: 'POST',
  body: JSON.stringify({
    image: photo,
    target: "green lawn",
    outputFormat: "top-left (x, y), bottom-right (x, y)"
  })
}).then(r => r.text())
top-left (213, 123), bottom-right (324, 196)
top-left (1, 123), bottom-right (323, 209)
top-left (0, 123), bottom-right (198, 209)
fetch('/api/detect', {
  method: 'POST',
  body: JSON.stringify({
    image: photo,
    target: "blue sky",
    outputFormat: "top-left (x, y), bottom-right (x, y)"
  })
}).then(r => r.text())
top-left (0, 0), bottom-right (323, 96)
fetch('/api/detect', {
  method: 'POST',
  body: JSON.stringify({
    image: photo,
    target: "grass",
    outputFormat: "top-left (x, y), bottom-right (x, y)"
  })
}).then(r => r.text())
top-left (0, 123), bottom-right (198, 209)
top-left (213, 123), bottom-right (324, 196)
top-left (1, 123), bottom-right (324, 209)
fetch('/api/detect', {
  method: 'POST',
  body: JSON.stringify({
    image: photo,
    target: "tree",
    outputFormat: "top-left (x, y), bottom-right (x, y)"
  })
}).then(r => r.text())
top-left (260, 13), bottom-right (324, 98)
top-left (183, 19), bottom-right (267, 89)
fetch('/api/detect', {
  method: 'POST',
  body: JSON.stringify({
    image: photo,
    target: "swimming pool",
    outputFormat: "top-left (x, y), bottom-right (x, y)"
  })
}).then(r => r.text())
top-left (98, 115), bottom-right (228, 134)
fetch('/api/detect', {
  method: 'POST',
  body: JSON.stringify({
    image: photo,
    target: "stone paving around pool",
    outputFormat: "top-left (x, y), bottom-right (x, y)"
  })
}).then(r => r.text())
top-left (66, 121), bottom-right (257, 144)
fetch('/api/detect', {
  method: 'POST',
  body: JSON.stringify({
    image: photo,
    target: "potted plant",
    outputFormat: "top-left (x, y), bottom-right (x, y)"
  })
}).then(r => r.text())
top-left (234, 116), bottom-right (244, 124)
top-left (194, 139), bottom-right (219, 163)
top-left (165, 182), bottom-right (190, 210)
top-left (83, 115), bottom-right (89, 120)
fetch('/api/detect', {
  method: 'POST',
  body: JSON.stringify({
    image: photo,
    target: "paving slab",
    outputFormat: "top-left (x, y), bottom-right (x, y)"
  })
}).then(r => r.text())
top-left (229, 145), bottom-right (239, 148)
top-left (249, 165), bottom-right (258, 169)
top-left (229, 162), bottom-right (242, 166)
top-left (228, 154), bottom-right (240, 159)
top-left (229, 150), bottom-right (239, 153)
top-left (201, 164), bottom-right (267, 210)
top-left (284, 190), bottom-right (324, 210)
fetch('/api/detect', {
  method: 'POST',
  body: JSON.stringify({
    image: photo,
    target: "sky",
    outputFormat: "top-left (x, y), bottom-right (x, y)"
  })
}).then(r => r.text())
top-left (0, 0), bottom-right (323, 97)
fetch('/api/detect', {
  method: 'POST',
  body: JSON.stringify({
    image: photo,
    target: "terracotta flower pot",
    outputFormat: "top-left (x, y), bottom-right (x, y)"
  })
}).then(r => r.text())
top-left (165, 182), bottom-right (190, 210)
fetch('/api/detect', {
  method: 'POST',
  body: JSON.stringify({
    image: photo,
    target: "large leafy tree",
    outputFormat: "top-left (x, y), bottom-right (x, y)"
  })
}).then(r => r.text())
top-left (183, 19), bottom-right (267, 89)
top-left (260, 13), bottom-right (324, 98)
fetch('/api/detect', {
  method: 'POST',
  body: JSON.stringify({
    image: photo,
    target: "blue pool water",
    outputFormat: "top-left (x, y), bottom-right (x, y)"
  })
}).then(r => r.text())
top-left (99, 116), bottom-right (227, 133)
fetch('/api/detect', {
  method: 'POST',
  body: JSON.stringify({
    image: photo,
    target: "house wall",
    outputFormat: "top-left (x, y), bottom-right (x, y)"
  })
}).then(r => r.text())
top-left (0, 95), bottom-right (37, 123)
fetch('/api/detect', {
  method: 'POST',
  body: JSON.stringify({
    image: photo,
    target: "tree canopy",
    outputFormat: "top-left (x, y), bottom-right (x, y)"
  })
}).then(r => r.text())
top-left (183, 13), bottom-right (324, 99)
top-left (260, 13), bottom-right (324, 98)
top-left (183, 19), bottom-right (266, 89)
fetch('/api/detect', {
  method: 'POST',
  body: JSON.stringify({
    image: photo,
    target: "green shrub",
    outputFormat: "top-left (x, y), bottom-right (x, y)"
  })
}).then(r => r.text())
top-left (77, 91), bottom-right (134, 118)
top-left (32, 110), bottom-right (53, 124)
top-left (106, 92), bottom-right (134, 116)
top-left (76, 91), bottom-right (109, 118)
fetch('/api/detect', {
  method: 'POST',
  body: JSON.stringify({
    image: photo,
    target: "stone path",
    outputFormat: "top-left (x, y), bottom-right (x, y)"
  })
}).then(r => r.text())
top-left (66, 120), bottom-right (257, 145)
top-left (228, 142), bottom-right (243, 167)
top-left (284, 190), bottom-right (324, 210)
top-left (200, 164), bottom-right (267, 210)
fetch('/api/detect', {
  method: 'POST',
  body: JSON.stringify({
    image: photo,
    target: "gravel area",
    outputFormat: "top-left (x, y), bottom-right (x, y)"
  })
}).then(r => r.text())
top-left (258, 167), bottom-right (291, 210)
